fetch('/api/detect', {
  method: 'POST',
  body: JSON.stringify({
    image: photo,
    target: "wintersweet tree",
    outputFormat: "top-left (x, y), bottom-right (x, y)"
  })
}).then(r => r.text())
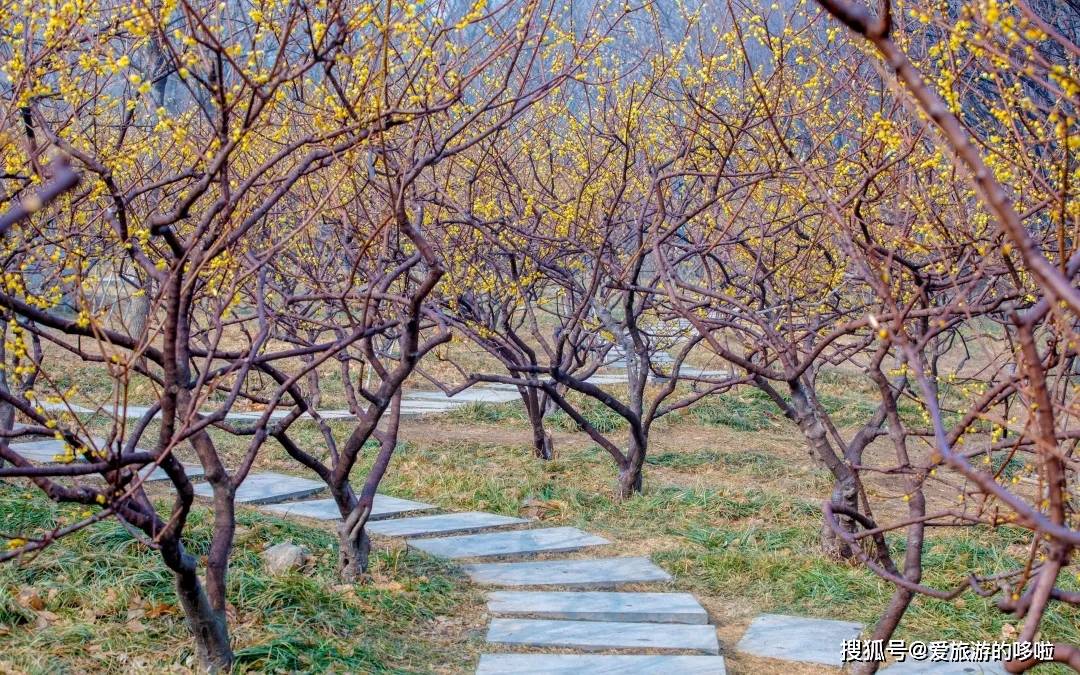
top-left (431, 94), bottom-right (619, 461)
top-left (0, 0), bottom-right (387, 666)
top-left (252, 0), bottom-right (630, 578)
top-left (797, 0), bottom-right (1080, 671)
top-left (0, 0), bottom-right (595, 667)
top-left (630, 0), bottom-right (907, 560)
top-left (436, 6), bottom-right (755, 498)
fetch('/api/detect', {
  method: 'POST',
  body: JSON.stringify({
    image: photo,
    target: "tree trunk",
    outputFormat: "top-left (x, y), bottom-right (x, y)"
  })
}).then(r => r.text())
top-left (174, 565), bottom-right (232, 672)
top-left (822, 473), bottom-right (859, 560)
top-left (616, 463), bottom-right (643, 500)
top-left (530, 421), bottom-right (553, 460)
top-left (337, 519), bottom-right (371, 582)
top-left (789, 381), bottom-right (859, 559)
top-left (522, 387), bottom-right (553, 460)
top-left (0, 400), bottom-right (12, 470)
top-left (849, 587), bottom-right (914, 675)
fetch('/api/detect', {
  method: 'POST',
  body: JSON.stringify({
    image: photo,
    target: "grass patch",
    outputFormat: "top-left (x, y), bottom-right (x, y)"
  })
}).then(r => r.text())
top-left (690, 388), bottom-right (779, 431)
top-left (446, 401), bottom-right (527, 424)
top-left (549, 397), bottom-right (627, 433)
top-left (0, 486), bottom-right (480, 673)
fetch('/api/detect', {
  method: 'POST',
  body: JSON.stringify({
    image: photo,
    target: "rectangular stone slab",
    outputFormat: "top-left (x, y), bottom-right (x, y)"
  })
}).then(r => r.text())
top-left (476, 654), bottom-right (727, 674)
top-left (407, 388), bottom-right (519, 404)
top-left (139, 464), bottom-right (205, 482)
top-left (486, 618), bottom-right (720, 654)
top-left (408, 526), bottom-right (608, 560)
top-left (487, 590), bottom-right (708, 624)
top-left (194, 472), bottom-right (324, 505)
top-left (464, 557), bottom-right (672, 588)
top-left (367, 511), bottom-right (527, 538)
top-left (8, 437), bottom-right (174, 468)
top-left (883, 660), bottom-right (1005, 674)
top-left (260, 495), bottom-right (436, 521)
top-left (7, 438), bottom-right (99, 463)
top-left (735, 613), bottom-right (864, 667)
top-left (8, 438), bottom-right (203, 482)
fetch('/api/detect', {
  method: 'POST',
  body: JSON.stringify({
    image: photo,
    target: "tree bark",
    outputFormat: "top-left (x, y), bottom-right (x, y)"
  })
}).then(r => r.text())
top-left (0, 400), bottom-right (11, 470)
top-left (174, 562), bottom-right (233, 672)
top-left (522, 386), bottom-right (553, 459)
top-left (337, 517), bottom-right (371, 582)
top-left (789, 380), bottom-right (858, 559)
top-left (617, 459), bottom-right (644, 500)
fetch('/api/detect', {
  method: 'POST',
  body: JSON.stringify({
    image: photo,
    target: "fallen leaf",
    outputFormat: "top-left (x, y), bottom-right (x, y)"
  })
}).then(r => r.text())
top-left (17, 589), bottom-right (44, 611)
top-left (145, 603), bottom-right (174, 619)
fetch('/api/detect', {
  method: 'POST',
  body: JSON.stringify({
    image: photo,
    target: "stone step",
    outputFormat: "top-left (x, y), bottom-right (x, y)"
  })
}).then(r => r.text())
top-left (464, 557), bottom-right (671, 588)
top-left (485, 618), bottom-right (719, 654)
top-left (408, 389), bottom-right (520, 404)
top-left (882, 660), bottom-right (1005, 674)
top-left (260, 495), bottom-right (436, 521)
top-left (408, 527), bottom-right (609, 560)
top-left (8, 438), bottom-right (203, 481)
top-left (194, 472), bottom-right (324, 505)
top-left (476, 654), bottom-right (727, 674)
top-left (486, 590), bottom-right (707, 624)
top-left (139, 463), bottom-right (205, 482)
top-left (735, 613), bottom-right (864, 667)
top-left (8, 437), bottom-right (105, 463)
top-left (367, 511), bottom-right (528, 538)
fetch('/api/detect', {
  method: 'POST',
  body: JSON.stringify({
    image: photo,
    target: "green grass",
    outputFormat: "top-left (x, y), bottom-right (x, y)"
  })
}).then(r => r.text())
top-left (690, 388), bottom-right (780, 431)
top-left (0, 486), bottom-right (481, 673)
top-left (446, 401), bottom-right (527, 424)
top-left (548, 397), bottom-right (627, 433)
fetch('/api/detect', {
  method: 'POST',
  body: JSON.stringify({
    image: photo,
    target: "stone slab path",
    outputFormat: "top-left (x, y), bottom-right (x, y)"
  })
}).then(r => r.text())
top-left (476, 654), bottom-right (728, 674)
top-left (486, 618), bottom-right (720, 654)
top-left (735, 613), bottom-right (864, 667)
top-left (164, 445), bottom-right (928, 674)
top-left (487, 590), bottom-right (708, 624)
top-left (367, 511), bottom-right (528, 538)
top-left (248, 478), bottom-right (727, 672)
top-left (408, 526), bottom-right (609, 560)
top-left (260, 495), bottom-right (436, 521)
top-left (38, 382), bottom-right (521, 424)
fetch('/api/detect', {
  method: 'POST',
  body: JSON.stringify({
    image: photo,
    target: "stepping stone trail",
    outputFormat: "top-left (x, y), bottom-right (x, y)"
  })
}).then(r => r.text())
top-left (230, 433), bottom-right (881, 674)
top-left (8, 438), bottom-right (204, 482)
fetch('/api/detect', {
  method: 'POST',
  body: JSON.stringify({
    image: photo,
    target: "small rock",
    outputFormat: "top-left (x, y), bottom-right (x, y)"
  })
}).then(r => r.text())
top-left (261, 541), bottom-right (310, 575)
